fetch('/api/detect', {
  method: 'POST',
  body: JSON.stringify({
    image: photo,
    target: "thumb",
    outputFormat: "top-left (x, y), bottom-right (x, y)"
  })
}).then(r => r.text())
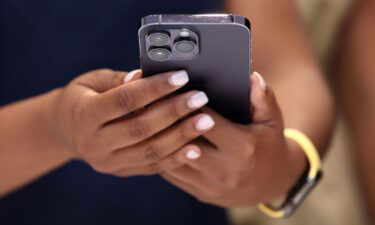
top-left (250, 72), bottom-right (283, 126)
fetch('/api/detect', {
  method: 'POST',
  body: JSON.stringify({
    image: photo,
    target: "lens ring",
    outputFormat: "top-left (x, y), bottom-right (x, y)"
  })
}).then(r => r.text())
top-left (148, 32), bottom-right (170, 46)
top-left (174, 40), bottom-right (197, 54)
top-left (148, 48), bottom-right (172, 61)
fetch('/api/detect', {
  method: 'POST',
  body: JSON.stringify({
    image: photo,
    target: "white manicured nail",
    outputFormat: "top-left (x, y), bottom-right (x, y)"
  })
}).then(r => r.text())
top-left (187, 92), bottom-right (209, 109)
top-left (168, 70), bottom-right (189, 86)
top-left (124, 69), bottom-right (141, 83)
top-left (195, 115), bottom-right (215, 131)
top-left (186, 149), bottom-right (201, 159)
top-left (254, 72), bottom-right (266, 90)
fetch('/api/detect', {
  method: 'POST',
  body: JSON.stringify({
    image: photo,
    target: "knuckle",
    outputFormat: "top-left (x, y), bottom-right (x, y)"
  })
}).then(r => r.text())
top-left (144, 144), bottom-right (162, 162)
top-left (129, 120), bottom-right (150, 140)
top-left (241, 148), bottom-right (255, 161)
top-left (244, 143), bottom-right (256, 159)
top-left (169, 101), bottom-right (183, 119)
top-left (240, 137), bottom-right (256, 159)
top-left (117, 88), bottom-right (136, 112)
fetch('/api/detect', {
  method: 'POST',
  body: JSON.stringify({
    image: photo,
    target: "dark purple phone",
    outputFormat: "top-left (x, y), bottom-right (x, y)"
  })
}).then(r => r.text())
top-left (139, 14), bottom-right (252, 124)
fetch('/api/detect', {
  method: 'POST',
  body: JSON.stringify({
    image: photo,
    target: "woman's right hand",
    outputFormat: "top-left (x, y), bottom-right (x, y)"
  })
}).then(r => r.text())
top-left (52, 69), bottom-right (214, 177)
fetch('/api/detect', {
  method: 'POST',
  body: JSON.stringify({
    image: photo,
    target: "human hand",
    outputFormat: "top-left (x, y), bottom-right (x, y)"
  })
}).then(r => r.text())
top-left (51, 69), bottom-right (215, 176)
top-left (161, 72), bottom-right (306, 207)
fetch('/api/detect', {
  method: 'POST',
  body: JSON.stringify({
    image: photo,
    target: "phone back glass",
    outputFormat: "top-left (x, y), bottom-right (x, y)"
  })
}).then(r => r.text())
top-left (139, 14), bottom-right (251, 124)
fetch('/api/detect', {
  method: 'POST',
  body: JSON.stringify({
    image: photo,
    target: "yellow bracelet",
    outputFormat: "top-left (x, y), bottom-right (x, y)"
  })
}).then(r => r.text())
top-left (257, 128), bottom-right (323, 218)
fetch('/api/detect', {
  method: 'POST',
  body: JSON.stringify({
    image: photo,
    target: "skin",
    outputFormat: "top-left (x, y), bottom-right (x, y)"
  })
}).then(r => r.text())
top-left (0, 69), bottom-right (215, 196)
top-left (161, 74), bottom-right (303, 206)
top-left (335, 0), bottom-right (375, 221)
top-left (0, 0), bottom-right (334, 208)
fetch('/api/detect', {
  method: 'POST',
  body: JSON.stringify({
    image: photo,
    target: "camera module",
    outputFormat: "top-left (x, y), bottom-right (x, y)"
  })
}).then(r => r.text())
top-left (174, 40), bottom-right (197, 54)
top-left (147, 32), bottom-right (170, 46)
top-left (148, 47), bottom-right (171, 61)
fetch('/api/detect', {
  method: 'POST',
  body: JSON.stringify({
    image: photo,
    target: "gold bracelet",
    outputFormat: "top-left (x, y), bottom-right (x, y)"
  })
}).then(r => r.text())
top-left (257, 128), bottom-right (323, 218)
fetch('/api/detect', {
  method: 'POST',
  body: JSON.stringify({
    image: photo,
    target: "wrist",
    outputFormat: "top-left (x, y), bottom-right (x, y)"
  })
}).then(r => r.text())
top-left (267, 137), bottom-right (308, 201)
top-left (41, 88), bottom-right (76, 161)
top-left (283, 138), bottom-right (308, 187)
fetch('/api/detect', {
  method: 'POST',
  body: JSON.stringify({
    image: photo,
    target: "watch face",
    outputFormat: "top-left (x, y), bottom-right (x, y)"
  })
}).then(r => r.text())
top-left (283, 170), bottom-right (323, 218)
top-left (260, 170), bottom-right (323, 218)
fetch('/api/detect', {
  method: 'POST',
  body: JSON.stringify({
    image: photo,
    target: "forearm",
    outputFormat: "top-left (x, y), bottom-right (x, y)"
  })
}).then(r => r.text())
top-left (226, 0), bottom-right (334, 155)
top-left (0, 89), bottom-right (72, 196)
top-left (336, 0), bottom-right (375, 219)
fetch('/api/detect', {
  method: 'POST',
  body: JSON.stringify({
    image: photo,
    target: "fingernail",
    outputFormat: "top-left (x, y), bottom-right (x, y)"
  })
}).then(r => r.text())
top-left (195, 114), bottom-right (215, 131)
top-left (124, 69), bottom-right (141, 83)
top-left (253, 72), bottom-right (266, 91)
top-left (186, 148), bottom-right (201, 160)
top-left (187, 91), bottom-right (209, 109)
top-left (168, 70), bottom-right (189, 86)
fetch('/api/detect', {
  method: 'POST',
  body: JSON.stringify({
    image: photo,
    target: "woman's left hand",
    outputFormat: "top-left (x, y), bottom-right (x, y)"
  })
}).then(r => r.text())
top-left (161, 72), bottom-right (307, 207)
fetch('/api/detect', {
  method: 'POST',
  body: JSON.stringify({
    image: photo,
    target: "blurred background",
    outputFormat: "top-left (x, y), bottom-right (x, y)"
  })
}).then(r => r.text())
top-left (230, 0), bottom-right (370, 224)
top-left (0, 0), bottom-right (371, 224)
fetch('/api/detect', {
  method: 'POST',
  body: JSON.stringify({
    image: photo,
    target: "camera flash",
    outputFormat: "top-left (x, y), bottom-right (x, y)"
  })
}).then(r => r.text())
top-left (180, 30), bottom-right (190, 37)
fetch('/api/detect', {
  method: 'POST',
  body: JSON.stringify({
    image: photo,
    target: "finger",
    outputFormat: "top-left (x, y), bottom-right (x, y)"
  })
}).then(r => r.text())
top-left (75, 68), bottom-right (128, 93)
top-left (156, 144), bottom-right (202, 171)
top-left (89, 70), bottom-right (189, 123)
top-left (200, 108), bottom-right (246, 148)
top-left (109, 113), bottom-right (215, 168)
top-left (182, 140), bottom-right (216, 171)
top-left (121, 70), bottom-right (144, 116)
top-left (100, 91), bottom-right (209, 149)
top-left (112, 145), bottom-right (201, 177)
top-left (251, 72), bottom-right (283, 126)
top-left (123, 69), bottom-right (143, 83)
top-left (182, 140), bottom-right (235, 184)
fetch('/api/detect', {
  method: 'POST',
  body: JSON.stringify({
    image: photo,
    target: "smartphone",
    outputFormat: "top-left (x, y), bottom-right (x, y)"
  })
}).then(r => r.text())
top-left (138, 14), bottom-right (251, 124)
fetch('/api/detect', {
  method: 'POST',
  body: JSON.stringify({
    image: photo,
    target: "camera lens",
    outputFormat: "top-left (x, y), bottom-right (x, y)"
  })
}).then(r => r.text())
top-left (174, 40), bottom-right (197, 54)
top-left (148, 32), bottom-right (170, 46)
top-left (148, 48), bottom-right (171, 61)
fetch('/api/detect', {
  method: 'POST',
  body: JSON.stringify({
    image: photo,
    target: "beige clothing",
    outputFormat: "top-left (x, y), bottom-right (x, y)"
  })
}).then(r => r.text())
top-left (230, 0), bottom-right (369, 225)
